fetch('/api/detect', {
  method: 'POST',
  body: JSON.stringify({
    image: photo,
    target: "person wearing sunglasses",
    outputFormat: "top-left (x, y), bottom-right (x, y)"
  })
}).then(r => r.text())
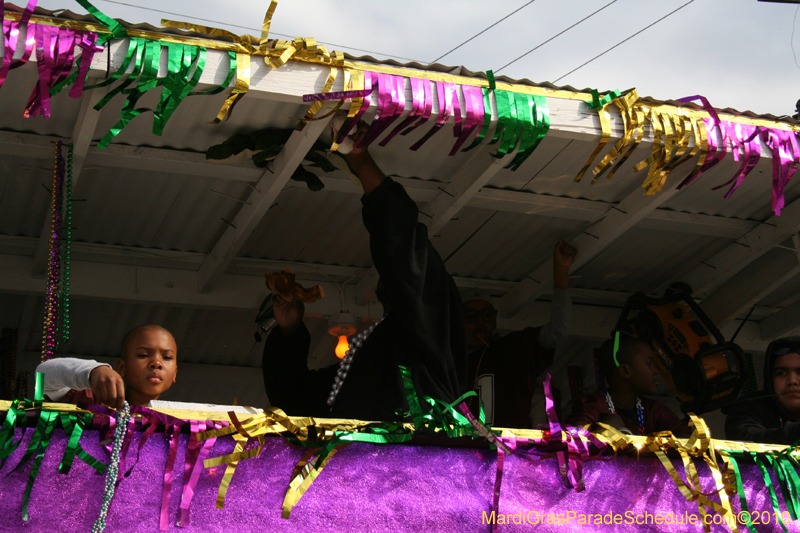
top-left (566, 333), bottom-right (690, 437)
top-left (462, 240), bottom-right (576, 429)
top-left (725, 337), bottom-right (800, 444)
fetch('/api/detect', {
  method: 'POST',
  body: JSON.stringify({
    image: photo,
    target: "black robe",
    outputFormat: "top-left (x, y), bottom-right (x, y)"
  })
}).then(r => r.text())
top-left (262, 177), bottom-right (467, 421)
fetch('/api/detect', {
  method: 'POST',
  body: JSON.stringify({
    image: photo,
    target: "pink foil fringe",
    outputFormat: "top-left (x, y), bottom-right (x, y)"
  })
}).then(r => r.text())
top-left (677, 95), bottom-right (798, 215)
top-left (1, 1), bottom-right (101, 117)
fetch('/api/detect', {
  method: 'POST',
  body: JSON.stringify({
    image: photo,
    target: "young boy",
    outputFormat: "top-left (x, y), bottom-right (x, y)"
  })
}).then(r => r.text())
top-left (36, 323), bottom-right (178, 408)
top-left (567, 333), bottom-right (691, 437)
top-left (725, 336), bottom-right (800, 444)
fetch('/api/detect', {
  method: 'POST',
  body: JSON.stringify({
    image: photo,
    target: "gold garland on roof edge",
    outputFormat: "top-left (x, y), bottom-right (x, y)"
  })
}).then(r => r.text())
top-left (4, 10), bottom-right (800, 134)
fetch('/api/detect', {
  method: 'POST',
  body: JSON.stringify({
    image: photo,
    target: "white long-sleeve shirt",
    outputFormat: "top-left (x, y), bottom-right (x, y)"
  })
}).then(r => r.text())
top-left (537, 287), bottom-right (572, 349)
top-left (35, 358), bottom-right (109, 401)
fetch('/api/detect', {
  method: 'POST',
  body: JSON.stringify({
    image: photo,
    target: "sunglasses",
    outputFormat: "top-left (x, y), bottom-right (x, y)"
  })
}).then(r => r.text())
top-left (772, 341), bottom-right (800, 357)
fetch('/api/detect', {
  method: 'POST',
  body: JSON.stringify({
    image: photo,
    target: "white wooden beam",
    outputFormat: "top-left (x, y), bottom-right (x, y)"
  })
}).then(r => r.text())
top-left (700, 247), bottom-right (800, 327)
top-left (758, 233), bottom-right (800, 338)
top-left (31, 87), bottom-right (108, 275)
top-left (89, 144), bottom-right (262, 182)
top-left (680, 197), bottom-right (800, 298)
top-left (196, 102), bottom-right (336, 292)
top-left (760, 299), bottom-right (800, 339)
top-left (2, 232), bottom-right (635, 304)
top-left (426, 152), bottom-right (514, 235)
top-left (637, 209), bottom-right (758, 238)
top-left (0, 246), bottom-right (639, 334)
top-left (498, 173), bottom-right (686, 318)
top-left (0, 131), bottom-right (759, 239)
top-left (468, 186), bottom-right (607, 221)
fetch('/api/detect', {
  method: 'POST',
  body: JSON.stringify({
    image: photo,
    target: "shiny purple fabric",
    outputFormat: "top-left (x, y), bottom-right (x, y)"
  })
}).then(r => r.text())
top-left (1, 427), bottom-right (798, 532)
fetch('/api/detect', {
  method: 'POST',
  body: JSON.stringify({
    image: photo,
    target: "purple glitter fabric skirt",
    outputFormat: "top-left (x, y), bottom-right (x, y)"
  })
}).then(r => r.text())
top-left (0, 428), bottom-right (797, 532)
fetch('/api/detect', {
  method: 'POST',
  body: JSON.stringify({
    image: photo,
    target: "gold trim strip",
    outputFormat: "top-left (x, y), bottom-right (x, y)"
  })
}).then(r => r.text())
top-left (4, 12), bottom-right (799, 133)
top-left (0, 401), bottom-right (795, 454)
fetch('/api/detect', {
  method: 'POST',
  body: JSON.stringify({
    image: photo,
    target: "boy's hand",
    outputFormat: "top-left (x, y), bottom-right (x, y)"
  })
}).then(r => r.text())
top-left (553, 240), bottom-right (577, 289)
top-left (90, 366), bottom-right (126, 409)
top-left (553, 240), bottom-right (577, 270)
top-left (346, 122), bottom-right (370, 156)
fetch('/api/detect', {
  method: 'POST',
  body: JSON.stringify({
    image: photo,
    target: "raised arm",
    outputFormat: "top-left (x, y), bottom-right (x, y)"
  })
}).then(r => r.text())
top-left (538, 240), bottom-right (576, 349)
top-left (344, 123), bottom-right (385, 194)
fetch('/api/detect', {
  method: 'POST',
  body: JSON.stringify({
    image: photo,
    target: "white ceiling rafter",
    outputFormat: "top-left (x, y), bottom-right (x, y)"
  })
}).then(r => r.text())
top-left (0, 129), bottom-right (765, 240)
top-left (196, 103), bottom-right (336, 292)
top-left (31, 86), bottom-right (109, 275)
top-left (760, 299), bottom-right (800, 339)
top-left (498, 172), bottom-right (688, 319)
top-left (699, 247), bottom-right (800, 327)
top-left (679, 197), bottom-right (800, 298)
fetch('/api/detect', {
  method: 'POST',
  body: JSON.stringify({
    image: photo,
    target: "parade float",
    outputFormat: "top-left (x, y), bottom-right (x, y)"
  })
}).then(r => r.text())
top-left (2, 0), bottom-right (800, 531)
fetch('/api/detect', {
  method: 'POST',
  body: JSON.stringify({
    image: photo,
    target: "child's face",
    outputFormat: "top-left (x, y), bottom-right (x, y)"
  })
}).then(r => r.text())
top-left (627, 345), bottom-right (660, 396)
top-left (773, 351), bottom-right (800, 416)
top-left (463, 299), bottom-right (497, 351)
top-left (117, 328), bottom-right (177, 404)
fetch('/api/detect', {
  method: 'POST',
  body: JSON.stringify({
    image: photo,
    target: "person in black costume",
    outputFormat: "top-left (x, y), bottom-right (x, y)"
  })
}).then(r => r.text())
top-left (725, 337), bottom-right (800, 444)
top-left (262, 124), bottom-right (466, 421)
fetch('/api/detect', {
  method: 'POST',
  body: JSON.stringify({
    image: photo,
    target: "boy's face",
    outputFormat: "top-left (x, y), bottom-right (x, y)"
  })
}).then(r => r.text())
top-left (464, 299), bottom-right (497, 351)
top-left (773, 351), bottom-right (800, 417)
top-left (117, 328), bottom-right (177, 404)
top-left (623, 345), bottom-right (660, 395)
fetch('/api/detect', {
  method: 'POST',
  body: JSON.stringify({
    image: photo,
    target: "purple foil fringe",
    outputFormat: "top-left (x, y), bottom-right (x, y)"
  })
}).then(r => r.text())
top-left (355, 72), bottom-right (484, 156)
top-left (2, 425), bottom-right (800, 532)
top-left (676, 95), bottom-right (798, 216)
top-left (1, 0), bottom-right (101, 116)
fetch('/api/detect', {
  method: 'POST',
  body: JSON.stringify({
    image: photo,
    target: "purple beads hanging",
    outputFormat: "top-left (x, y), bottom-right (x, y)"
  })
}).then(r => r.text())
top-left (41, 141), bottom-right (66, 362)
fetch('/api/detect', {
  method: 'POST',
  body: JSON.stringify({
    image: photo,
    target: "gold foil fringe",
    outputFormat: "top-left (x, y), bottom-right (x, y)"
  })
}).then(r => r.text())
top-left (573, 90), bottom-right (747, 194)
top-left (4, 10), bottom-right (798, 133)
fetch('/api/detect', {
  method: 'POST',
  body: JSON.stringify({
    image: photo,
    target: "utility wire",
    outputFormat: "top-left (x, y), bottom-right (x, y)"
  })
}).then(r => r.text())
top-left (495, 0), bottom-right (619, 74)
top-left (95, 0), bottom-right (426, 63)
top-left (431, 0), bottom-right (537, 63)
top-left (553, 0), bottom-right (695, 83)
top-left (791, 2), bottom-right (800, 70)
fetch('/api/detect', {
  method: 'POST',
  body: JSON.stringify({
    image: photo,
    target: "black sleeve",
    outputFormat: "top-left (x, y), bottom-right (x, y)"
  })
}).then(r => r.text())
top-left (361, 178), bottom-right (467, 401)
top-left (262, 324), bottom-right (335, 417)
top-left (724, 397), bottom-right (800, 445)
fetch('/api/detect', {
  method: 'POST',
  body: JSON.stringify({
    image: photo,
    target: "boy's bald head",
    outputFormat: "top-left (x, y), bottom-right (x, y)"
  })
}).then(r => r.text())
top-left (117, 324), bottom-right (177, 405)
top-left (120, 324), bottom-right (173, 358)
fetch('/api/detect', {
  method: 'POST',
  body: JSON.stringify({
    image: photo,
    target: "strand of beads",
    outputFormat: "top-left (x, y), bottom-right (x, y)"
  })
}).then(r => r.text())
top-left (327, 317), bottom-right (384, 407)
top-left (604, 391), bottom-right (645, 435)
top-left (60, 144), bottom-right (73, 344)
top-left (92, 401), bottom-right (131, 533)
top-left (41, 142), bottom-right (65, 362)
top-left (635, 397), bottom-right (645, 435)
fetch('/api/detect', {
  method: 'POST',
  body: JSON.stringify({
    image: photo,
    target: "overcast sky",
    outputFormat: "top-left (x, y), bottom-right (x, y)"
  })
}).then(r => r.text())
top-left (31, 0), bottom-right (800, 117)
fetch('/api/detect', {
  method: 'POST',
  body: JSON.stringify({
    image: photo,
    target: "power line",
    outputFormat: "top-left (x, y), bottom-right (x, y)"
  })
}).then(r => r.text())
top-left (495, 0), bottom-right (619, 74)
top-left (553, 0), bottom-right (696, 83)
top-left (791, 2), bottom-right (800, 70)
top-left (431, 0), bottom-right (537, 64)
top-left (95, 0), bottom-right (427, 63)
